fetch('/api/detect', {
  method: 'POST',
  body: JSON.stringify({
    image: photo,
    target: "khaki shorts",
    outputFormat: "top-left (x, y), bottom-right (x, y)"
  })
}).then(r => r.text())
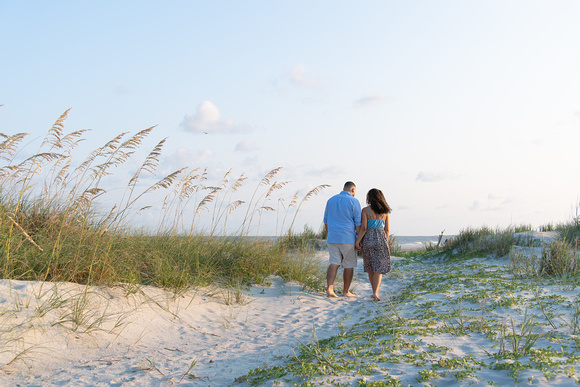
top-left (328, 243), bottom-right (357, 269)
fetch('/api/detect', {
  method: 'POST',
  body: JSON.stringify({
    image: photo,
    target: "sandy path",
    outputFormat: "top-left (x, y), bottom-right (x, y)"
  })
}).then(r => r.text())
top-left (0, 251), bottom-right (399, 386)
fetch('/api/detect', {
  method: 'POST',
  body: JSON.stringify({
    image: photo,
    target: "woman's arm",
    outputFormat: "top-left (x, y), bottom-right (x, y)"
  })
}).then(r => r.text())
top-left (384, 213), bottom-right (390, 242)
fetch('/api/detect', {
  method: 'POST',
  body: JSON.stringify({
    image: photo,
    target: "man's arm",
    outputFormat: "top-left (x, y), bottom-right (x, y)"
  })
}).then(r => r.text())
top-left (352, 200), bottom-right (362, 243)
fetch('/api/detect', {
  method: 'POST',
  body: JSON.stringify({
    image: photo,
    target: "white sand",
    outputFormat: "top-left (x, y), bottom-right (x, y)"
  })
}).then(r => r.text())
top-left (0, 252), bottom-right (380, 385)
top-left (1, 242), bottom-right (579, 386)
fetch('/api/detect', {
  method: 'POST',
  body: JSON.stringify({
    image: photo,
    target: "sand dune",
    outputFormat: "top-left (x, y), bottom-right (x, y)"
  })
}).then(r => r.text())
top-left (1, 238), bottom-right (580, 385)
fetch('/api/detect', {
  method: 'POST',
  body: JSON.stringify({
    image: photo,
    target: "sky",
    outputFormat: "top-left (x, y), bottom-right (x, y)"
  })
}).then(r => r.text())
top-left (1, 1), bottom-right (580, 236)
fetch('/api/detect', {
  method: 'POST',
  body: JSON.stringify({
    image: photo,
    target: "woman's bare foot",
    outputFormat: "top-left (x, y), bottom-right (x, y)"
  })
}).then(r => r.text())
top-left (343, 291), bottom-right (356, 298)
top-left (371, 294), bottom-right (381, 301)
top-left (326, 288), bottom-right (339, 298)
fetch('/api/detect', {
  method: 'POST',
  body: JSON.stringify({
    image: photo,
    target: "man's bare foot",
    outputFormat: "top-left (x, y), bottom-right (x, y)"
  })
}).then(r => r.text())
top-left (326, 289), bottom-right (339, 298)
top-left (343, 292), bottom-right (356, 298)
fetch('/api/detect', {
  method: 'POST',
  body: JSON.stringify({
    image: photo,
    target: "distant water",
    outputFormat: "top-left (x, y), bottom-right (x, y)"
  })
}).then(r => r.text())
top-left (394, 235), bottom-right (454, 251)
top-left (256, 235), bottom-right (455, 251)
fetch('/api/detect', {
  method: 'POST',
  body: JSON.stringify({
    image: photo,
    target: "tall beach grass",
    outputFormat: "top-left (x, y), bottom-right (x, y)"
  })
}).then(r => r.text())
top-left (411, 220), bottom-right (580, 280)
top-left (0, 110), bottom-right (329, 291)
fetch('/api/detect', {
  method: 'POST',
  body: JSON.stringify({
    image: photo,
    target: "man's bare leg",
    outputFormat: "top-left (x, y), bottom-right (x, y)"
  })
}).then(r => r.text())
top-left (326, 264), bottom-right (340, 297)
top-left (342, 268), bottom-right (355, 297)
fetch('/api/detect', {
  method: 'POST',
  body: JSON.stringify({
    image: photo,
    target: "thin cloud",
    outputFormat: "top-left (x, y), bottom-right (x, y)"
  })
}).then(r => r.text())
top-left (469, 195), bottom-right (513, 212)
top-left (114, 85), bottom-right (131, 96)
top-left (242, 155), bottom-right (259, 166)
top-left (303, 165), bottom-right (343, 177)
top-left (181, 100), bottom-right (236, 134)
top-left (488, 193), bottom-right (514, 205)
top-left (286, 64), bottom-right (323, 87)
top-left (235, 140), bottom-right (257, 152)
top-left (354, 94), bottom-right (389, 108)
top-left (160, 147), bottom-right (213, 173)
top-left (415, 171), bottom-right (456, 183)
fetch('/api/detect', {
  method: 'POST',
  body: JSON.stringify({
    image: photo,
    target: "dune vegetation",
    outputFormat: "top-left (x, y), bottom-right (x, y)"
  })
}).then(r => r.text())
top-left (0, 110), bottom-right (329, 292)
top-left (3, 111), bottom-right (580, 384)
top-left (239, 224), bottom-right (580, 386)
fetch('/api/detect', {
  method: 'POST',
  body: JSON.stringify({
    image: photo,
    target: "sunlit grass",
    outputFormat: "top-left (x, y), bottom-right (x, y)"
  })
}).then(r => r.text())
top-left (0, 110), bottom-right (329, 291)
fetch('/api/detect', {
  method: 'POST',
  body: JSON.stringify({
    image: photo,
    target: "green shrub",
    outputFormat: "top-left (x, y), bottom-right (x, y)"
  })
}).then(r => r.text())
top-left (557, 223), bottom-right (580, 244)
top-left (556, 203), bottom-right (580, 243)
top-left (388, 234), bottom-right (402, 256)
top-left (278, 225), bottom-right (318, 251)
top-left (317, 223), bottom-right (327, 240)
top-left (508, 248), bottom-right (541, 278)
top-left (444, 226), bottom-right (515, 257)
top-left (540, 223), bottom-right (555, 232)
top-left (540, 240), bottom-right (579, 276)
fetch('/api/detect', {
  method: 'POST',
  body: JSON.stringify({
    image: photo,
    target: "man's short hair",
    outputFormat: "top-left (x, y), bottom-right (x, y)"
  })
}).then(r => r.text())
top-left (343, 181), bottom-right (356, 191)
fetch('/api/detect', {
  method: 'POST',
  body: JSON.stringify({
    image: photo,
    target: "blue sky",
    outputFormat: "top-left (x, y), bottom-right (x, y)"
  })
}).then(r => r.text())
top-left (2, 1), bottom-right (580, 235)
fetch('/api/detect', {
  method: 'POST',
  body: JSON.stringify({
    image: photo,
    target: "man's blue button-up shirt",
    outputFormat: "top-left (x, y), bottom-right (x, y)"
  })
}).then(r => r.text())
top-left (323, 191), bottom-right (362, 244)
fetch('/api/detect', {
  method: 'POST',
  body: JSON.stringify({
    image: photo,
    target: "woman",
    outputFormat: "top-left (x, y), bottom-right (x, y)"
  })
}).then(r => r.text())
top-left (355, 188), bottom-right (392, 301)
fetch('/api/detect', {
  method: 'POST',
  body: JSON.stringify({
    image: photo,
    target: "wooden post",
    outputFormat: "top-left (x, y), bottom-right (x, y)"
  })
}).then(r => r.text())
top-left (436, 229), bottom-right (446, 247)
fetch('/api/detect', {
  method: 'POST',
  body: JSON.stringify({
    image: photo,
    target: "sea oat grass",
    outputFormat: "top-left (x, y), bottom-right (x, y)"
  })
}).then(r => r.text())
top-left (442, 226), bottom-right (519, 257)
top-left (388, 234), bottom-right (402, 256)
top-left (277, 225), bottom-right (318, 251)
top-left (0, 111), bottom-right (328, 291)
top-left (540, 240), bottom-right (579, 276)
top-left (509, 248), bottom-right (541, 278)
top-left (1, 221), bottom-right (320, 290)
top-left (557, 203), bottom-right (580, 243)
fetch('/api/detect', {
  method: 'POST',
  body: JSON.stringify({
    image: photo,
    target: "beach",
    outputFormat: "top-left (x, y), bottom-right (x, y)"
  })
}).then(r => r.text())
top-left (3, 1), bottom-right (579, 384)
top-left (395, 235), bottom-right (454, 252)
top-left (0, 252), bottom-right (365, 386)
top-left (1, 232), bottom-right (580, 386)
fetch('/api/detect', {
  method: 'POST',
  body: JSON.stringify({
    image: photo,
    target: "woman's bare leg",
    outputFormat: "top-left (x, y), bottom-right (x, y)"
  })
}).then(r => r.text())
top-left (367, 270), bottom-right (380, 300)
top-left (372, 272), bottom-right (383, 301)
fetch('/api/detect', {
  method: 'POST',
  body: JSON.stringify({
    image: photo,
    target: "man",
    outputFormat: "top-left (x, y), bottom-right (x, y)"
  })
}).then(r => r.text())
top-left (323, 181), bottom-right (361, 298)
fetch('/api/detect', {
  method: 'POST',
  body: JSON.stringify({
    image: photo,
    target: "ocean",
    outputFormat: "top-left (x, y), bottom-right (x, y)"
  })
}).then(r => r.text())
top-left (257, 235), bottom-right (455, 251)
top-left (394, 235), bottom-right (454, 251)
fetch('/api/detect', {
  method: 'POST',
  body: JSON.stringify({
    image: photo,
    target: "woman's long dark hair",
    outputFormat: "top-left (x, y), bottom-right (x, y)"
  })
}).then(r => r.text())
top-left (367, 188), bottom-right (392, 215)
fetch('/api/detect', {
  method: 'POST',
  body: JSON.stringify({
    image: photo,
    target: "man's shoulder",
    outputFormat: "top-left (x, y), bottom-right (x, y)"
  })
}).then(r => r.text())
top-left (326, 191), bottom-right (360, 204)
top-left (343, 192), bottom-right (360, 204)
top-left (329, 193), bottom-right (360, 207)
top-left (326, 192), bottom-right (343, 202)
